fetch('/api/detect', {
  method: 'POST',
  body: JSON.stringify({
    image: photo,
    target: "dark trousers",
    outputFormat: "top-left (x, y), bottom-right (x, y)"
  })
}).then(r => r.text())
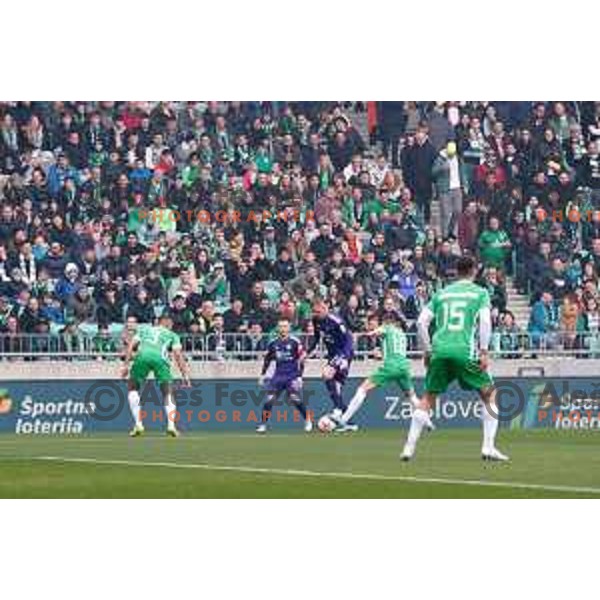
top-left (415, 191), bottom-right (432, 223)
top-left (382, 133), bottom-right (401, 168)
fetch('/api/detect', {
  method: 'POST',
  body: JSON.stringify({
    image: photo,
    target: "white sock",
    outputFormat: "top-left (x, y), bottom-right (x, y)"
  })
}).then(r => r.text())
top-left (342, 388), bottom-right (367, 423)
top-left (408, 392), bottom-right (434, 429)
top-left (481, 401), bottom-right (499, 453)
top-left (408, 391), bottom-right (420, 409)
top-left (128, 390), bottom-right (142, 426)
top-left (404, 408), bottom-right (429, 453)
top-left (165, 393), bottom-right (177, 430)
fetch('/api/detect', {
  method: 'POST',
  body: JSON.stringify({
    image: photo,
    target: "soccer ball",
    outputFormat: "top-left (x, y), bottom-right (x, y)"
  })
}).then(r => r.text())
top-left (318, 414), bottom-right (336, 433)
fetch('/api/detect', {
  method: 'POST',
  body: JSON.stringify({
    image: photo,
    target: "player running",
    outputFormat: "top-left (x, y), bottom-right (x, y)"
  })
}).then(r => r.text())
top-left (402, 255), bottom-right (508, 462)
top-left (307, 299), bottom-right (354, 423)
top-left (121, 314), bottom-right (191, 438)
top-left (256, 318), bottom-right (312, 433)
top-left (333, 310), bottom-right (434, 433)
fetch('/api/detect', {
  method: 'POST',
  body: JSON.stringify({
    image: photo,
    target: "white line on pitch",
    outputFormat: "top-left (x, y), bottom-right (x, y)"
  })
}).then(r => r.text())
top-left (31, 455), bottom-right (600, 496)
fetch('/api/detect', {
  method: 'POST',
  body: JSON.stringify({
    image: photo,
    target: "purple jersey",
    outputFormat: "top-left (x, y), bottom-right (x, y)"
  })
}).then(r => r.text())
top-left (310, 314), bottom-right (354, 360)
top-left (262, 336), bottom-right (304, 380)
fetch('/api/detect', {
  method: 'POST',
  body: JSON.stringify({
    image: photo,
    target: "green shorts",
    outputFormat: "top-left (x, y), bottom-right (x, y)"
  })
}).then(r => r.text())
top-left (424, 354), bottom-right (493, 394)
top-left (130, 354), bottom-right (173, 387)
top-left (369, 360), bottom-right (413, 391)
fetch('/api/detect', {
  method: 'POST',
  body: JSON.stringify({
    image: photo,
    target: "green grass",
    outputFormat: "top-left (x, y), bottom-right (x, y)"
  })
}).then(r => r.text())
top-left (0, 428), bottom-right (599, 498)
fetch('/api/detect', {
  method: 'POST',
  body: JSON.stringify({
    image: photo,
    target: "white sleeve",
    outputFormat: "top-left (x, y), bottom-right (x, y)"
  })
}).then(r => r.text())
top-left (479, 306), bottom-right (492, 351)
top-left (145, 147), bottom-right (154, 169)
top-left (417, 306), bottom-right (434, 352)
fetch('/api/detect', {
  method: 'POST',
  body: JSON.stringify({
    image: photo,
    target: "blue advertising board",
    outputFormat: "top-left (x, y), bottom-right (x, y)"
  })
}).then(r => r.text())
top-left (0, 378), bottom-right (598, 434)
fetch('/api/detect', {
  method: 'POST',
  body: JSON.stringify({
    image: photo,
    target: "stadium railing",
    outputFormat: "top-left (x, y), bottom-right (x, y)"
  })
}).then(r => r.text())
top-left (0, 331), bottom-right (599, 360)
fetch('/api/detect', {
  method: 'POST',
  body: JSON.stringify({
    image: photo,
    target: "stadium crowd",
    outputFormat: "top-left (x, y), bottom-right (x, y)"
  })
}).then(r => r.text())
top-left (1, 100), bottom-right (600, 358)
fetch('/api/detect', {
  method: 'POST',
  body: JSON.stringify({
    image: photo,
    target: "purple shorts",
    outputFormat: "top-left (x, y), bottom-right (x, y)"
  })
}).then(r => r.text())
top-left (265, 375), bottom-right (303, 395)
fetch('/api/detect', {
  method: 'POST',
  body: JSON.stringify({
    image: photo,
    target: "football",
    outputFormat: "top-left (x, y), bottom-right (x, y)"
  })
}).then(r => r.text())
top-left (317, 415), bottom-right (336, 433)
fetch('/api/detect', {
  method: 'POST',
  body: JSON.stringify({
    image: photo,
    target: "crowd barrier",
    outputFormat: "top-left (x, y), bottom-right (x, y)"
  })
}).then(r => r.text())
top-left (0, 331), bottom-right (599, 359)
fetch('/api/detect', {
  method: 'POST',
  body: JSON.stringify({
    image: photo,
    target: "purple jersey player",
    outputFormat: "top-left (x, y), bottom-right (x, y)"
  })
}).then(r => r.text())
top-left (256, 319), bottom-right (313, 433)
top-left (307, 299), bottom-right (355, 423)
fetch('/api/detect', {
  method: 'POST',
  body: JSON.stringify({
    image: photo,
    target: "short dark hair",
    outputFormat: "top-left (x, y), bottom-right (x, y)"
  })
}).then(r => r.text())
top-left (382, 310), bottom-right (406, 329)
top-left (457, 255), bottom-right (476, 277)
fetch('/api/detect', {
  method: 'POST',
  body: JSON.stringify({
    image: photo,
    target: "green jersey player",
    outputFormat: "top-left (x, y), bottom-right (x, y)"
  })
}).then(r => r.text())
top-left (121, 314), bottom-right (191, 437)
top-left (334, 311), bottom-right (434, 433)
top-left (402, 255), bottom-right (508, 461)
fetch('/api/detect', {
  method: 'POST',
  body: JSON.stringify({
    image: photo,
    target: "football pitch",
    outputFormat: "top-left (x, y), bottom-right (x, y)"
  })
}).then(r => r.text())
top-left (0, 429), bottom-right (599, 498)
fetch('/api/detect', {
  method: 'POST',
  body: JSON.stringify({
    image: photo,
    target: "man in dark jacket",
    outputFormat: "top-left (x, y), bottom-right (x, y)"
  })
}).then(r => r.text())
top-left (329, 132), bottom-right (354, 172)
top-left (272, 247), bottom-right (296, 282)
top-left (377, 101), bottom-right (406, 168)
top-left (426, 102), bottom-right (454, 151)
top-left (223, 298), bottom-right (246, 333)
top-left (403, 125), bottom-right (436, 221)
top-left (41, 242), bottom-right (69, 280)
top-left (527, 240), bottom-right (553, 298)
top-left (96, 286), bottom-right (124, 327)
top-left (126, 288), bottom-right (155, 323)
top-left (227, 260), bottom-right (255, 307)
top-left (309, 223), bottom-right (337, 262)
top-left (301, 133), bottom-right (323, 173)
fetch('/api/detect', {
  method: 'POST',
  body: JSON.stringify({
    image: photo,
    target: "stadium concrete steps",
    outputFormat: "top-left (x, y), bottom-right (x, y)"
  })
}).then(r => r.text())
top-left (505, 277), bottom-right (531, 328)
top-left (430, 200), bottom-right (442, 237)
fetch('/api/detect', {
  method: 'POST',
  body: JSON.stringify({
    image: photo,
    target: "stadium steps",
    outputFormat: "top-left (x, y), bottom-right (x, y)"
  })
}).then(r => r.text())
top-left (430, 199), bottom-right (442, 236)
top-left (505, 277), bottom-right (531, 328)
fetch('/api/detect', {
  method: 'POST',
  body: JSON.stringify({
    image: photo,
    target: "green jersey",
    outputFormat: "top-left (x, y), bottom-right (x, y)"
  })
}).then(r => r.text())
top-left (134, 325), bottom-right (182, 363)
top-left (427, 280), bottom-right (491, 360)
top-left (478, 229), bottom-right (510, 267)
top-left (381, 324), bottom-right (408, 364)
